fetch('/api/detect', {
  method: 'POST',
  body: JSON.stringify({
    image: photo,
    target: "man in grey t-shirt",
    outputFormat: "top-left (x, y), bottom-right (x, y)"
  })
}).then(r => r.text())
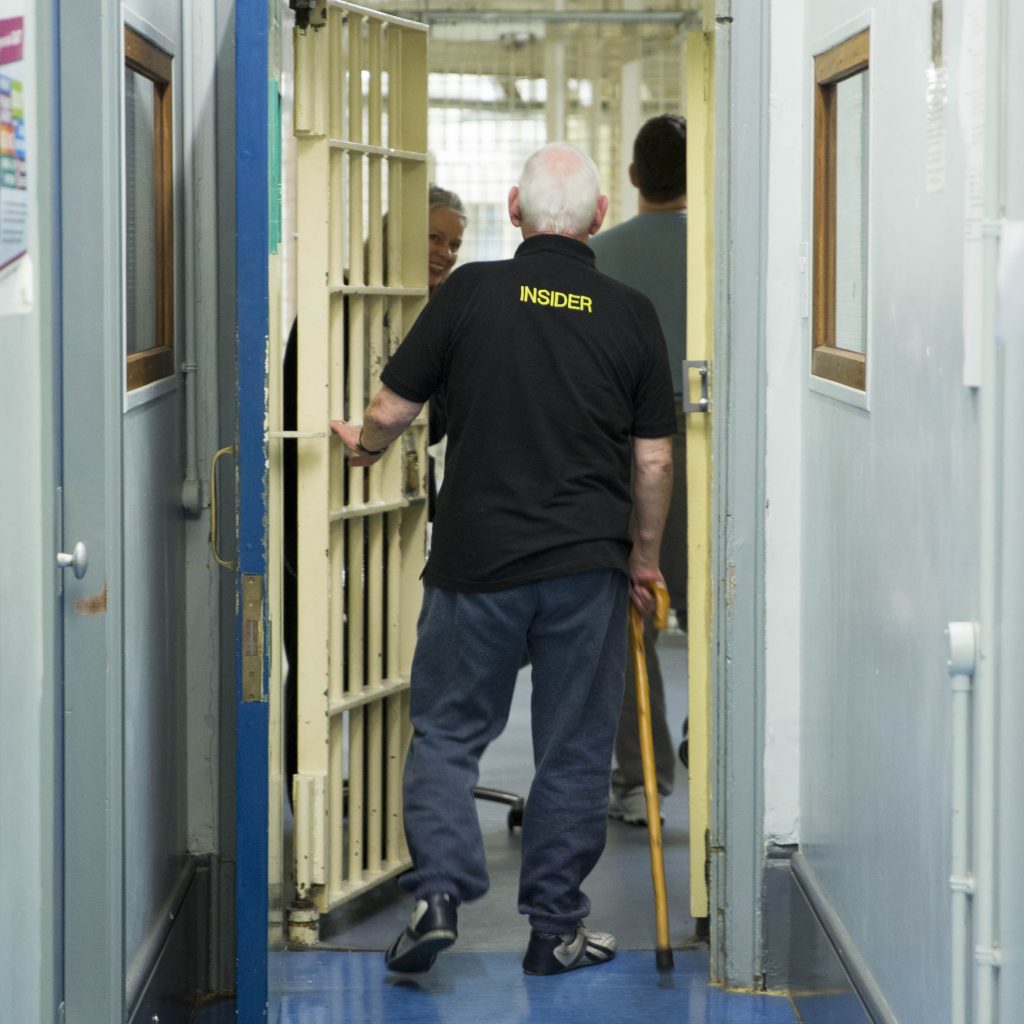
top-left (590, 113), bottom-right (688, 826)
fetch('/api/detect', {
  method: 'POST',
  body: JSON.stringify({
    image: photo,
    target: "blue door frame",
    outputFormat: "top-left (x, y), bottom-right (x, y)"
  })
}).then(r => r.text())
top-left (236, 0), bottom-right (269, 1018)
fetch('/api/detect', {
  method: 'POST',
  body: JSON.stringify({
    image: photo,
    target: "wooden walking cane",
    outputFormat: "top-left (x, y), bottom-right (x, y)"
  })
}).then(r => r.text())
top-left (628, 581), bottom-right (674, 971)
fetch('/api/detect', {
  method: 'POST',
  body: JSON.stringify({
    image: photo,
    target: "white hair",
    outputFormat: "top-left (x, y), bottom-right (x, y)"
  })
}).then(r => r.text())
top-left (517, 142), bottom-right (601, 236)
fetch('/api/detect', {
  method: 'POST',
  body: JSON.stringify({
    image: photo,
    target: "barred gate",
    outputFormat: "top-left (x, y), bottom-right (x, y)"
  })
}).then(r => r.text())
top-left (281, 0), bottom-right (429, 935)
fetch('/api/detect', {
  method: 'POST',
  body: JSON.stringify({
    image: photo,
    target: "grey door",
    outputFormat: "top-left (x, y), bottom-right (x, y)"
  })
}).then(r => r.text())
top-left (58, 1), bottom-right (127, 1020)
top-left (58, 1), bottom-right (190, 1020)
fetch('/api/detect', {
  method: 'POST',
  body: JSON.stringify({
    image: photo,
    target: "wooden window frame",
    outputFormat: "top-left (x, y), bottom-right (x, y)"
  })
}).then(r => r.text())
top-left (812, 28), bottom-right (869, 392)
top-left (124, 26), bottom-right (174, 391)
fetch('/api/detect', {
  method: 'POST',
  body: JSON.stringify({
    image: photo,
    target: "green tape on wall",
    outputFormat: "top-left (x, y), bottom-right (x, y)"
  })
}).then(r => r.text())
top-left (268, 77), bottom-right (282, 254)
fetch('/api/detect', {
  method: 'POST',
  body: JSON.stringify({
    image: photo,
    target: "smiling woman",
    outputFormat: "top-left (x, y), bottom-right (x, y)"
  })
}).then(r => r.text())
top-left (427, 183), bottom-right (467, 292)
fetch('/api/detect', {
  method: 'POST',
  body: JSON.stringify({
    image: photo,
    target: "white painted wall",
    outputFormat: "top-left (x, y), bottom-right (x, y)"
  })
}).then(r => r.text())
top-left (0, 2), bottom-right (55, 1020)
top-left (762, 0), bottom-right (805, 848)
top-left (767, 1), bottom-right (980, 1020)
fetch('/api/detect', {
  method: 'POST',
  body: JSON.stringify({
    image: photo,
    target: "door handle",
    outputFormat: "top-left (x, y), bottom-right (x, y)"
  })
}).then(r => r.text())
top-left (210, 444), bottom-right (238, 570)
top-left (56, 541), bottom-right (89, 579)
top-left (682, 360), bottom-right (710, 414)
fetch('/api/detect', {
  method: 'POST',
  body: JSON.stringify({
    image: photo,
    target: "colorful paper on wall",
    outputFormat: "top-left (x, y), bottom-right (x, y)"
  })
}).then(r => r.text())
top-left (0, 15), bottom-right (28, 281)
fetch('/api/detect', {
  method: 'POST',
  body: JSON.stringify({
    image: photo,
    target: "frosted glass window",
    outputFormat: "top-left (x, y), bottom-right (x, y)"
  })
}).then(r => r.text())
top-left (834, 70), bottom-right (869, 354)
top-left (125, 68), bottom-right (157, 357)
top-left (123, 26), bottom-right (174, 390)
top-left (812, 28), bottom-right (870, 392)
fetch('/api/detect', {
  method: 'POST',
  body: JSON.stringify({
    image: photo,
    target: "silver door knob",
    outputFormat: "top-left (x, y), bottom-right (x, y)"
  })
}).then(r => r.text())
top-left (56, 541), bottom-right (88, 579)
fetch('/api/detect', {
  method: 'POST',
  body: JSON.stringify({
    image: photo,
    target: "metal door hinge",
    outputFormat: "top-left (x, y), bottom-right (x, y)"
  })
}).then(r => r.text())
top-left (683, 360), bottom-right (710, 414)
top-left (290, 0), bottom-right (327, 30)
top-left (242, 574), bottom-right (265, 702)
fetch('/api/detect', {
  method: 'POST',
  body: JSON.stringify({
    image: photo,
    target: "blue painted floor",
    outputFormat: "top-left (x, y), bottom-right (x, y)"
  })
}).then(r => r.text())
top-left (194, 636), bottom-right (802, 1022)
top-left (193, 949), bottom-right (798, 1023)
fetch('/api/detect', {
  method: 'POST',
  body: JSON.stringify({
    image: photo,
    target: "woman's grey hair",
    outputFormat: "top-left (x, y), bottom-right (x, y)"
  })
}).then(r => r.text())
top-left (429, 184), bottom-right (467, 226)
top-left (516, 142), bottom-right (601, 236)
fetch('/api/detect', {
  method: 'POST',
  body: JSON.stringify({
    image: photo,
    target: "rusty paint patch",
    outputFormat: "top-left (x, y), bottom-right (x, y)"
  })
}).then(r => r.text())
top-left (74, 581), bottom-right (108, 616)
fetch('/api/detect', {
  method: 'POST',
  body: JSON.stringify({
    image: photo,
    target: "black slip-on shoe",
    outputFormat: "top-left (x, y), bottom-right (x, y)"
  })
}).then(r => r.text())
top-left (384, 893), bottom-right (458, 974)
top-left (522, 925), bottom-right (617, 976)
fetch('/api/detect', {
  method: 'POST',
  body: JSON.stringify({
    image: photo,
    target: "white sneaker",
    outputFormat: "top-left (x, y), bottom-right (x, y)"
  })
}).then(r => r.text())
top-left (522, 925), bottom-right (617, 975)
top-left (608, 786), bottom-right (662, 827)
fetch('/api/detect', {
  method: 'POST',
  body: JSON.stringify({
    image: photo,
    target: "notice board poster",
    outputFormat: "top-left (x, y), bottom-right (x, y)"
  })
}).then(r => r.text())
top-left (0, 16), bottom-right (28, 281)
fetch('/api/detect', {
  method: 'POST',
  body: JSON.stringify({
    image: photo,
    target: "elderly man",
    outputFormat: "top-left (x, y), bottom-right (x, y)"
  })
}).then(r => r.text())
top-left (330, 142), bottom-right (674, 977)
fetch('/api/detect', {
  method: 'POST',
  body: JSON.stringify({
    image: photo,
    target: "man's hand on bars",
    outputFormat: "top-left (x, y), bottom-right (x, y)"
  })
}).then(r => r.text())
top-left (328, 419), bottom-right (383, 467)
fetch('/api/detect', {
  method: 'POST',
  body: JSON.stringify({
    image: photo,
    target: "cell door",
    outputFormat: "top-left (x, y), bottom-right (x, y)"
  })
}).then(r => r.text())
top-left (275, 1), bottom-right (430, 938)
top-left (58, 1), bottom-right (127, 1020)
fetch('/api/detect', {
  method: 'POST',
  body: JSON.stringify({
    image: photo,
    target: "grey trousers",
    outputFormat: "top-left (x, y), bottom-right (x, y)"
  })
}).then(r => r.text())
top-left (400, 569), bottom-right (629, 934)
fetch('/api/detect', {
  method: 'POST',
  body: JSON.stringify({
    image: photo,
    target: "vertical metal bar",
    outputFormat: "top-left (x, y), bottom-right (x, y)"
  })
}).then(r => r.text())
top-left (387, 511), bottom-right (401, 676)
top-left (348, 15), bottom-right (365, 288)
top-left (294, 775), bottom-right (312, 895)
top-left (387, 29), bottom-right (402, 288)
top-left (368, 20), bottom-right (383, 146)
top-left (368, 524), bottom-right (384, 671)
top-left (294, 0), bottom-right (332, 919)
top-left (385, 694), bottom-right (403, 860)
top-left (348, 292), bottom-right (366, 412)
top-left (329, 296), bottom-right (345, 709)
top-left (367, 424), bottom-right (385, 874)
top-left (399, 28), bottom-right (428, 155)
top-left (367, 701), bottom-right (384, 873)
top-left (347, 519), bottom-right (366, 690)
top-left (388, 26), bottom-right (402, 152)
top-left (311, 774), bottom-right (326, 886)
top-left (348, 707), bottom-right (366, 883)
top-left (328, 9), bottom-right (343, 138)
top-left (328, 523), bottom-right (344, 704)
top-left (329, 714), bottom-right (344, 894)
top-left (329, 152), bottom-right (345, 287)
top-left (367, 20), bottom-right (384, 289)
top-left (544, 3), bottom-right (567, 140)
top-left (293, 19), bottom-right (326, 136)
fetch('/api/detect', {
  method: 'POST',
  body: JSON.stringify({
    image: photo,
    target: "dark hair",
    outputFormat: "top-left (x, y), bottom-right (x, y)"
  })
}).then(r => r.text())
top-left (632, 114), bottom-right (686, 203)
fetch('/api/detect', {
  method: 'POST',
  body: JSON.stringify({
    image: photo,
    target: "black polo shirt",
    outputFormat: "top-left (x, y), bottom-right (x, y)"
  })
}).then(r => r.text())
top-left (381, 233), bottom-right (676, 592)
